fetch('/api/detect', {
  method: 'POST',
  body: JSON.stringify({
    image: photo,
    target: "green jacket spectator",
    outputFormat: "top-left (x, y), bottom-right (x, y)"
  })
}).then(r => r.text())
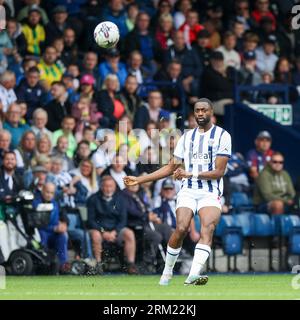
top-left (254, 152), bottom-right (295, 214)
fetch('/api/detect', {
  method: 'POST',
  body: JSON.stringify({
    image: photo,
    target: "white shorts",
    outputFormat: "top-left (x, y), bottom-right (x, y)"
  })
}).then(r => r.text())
top-left (176, 189), bottom-right (222, 214)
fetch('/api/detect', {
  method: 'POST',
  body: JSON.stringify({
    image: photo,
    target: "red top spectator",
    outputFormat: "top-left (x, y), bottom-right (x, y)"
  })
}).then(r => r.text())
top-left (251, 0), bottom-right (276, 30)
top-left (179, 10), bottom-right (204, 47)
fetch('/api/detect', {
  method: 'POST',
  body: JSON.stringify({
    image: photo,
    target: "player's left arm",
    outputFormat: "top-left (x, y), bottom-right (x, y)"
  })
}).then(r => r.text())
top-left (194, 155), bottom-right (230, 180)
top-left (173, 156), bottom-right (229, 180)
top-left (174, 131), bottom-right (232, 180)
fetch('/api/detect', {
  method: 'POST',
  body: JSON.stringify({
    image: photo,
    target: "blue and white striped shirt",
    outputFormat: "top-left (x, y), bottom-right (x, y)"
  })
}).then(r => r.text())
top-left (174, 125), bottom-right (232, 196)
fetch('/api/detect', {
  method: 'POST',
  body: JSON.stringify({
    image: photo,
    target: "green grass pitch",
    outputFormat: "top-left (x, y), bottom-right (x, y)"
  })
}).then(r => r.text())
top-left (0, 274), bottom-right (299, 300)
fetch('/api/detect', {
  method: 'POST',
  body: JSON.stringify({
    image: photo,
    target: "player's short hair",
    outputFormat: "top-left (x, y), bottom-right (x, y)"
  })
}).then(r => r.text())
top-left (194, 98), bottom-right (214, 109)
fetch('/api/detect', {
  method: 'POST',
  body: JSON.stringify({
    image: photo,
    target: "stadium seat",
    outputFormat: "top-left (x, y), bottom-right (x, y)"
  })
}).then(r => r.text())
top-left (215, 215), bottom-right (236, 237)
top-left (250, 213), bottom-right (273, 236)
top-left (247, 213), bottom-right (274, 271)
top-left (289, 227), bottom-right (300, 255)
top-left (278, 215), bottom-right (300, 236)
top-left (233, 212), bottom-right (252, 236)
top-left (222, 227), bottom-right (243, 256)
top-left (230, 192), bottom-right (253, 212)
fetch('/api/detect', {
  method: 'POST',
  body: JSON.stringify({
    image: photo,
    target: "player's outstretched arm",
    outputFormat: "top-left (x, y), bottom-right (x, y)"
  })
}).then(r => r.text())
top-left (123, 157), bottom-right (182, 186)
top-left (195, 156), bottom-right (229, 180)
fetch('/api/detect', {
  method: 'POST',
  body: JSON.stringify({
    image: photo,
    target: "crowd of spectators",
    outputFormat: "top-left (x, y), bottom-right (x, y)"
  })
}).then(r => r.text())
top-left (0, 0), bottom-right (299, 274)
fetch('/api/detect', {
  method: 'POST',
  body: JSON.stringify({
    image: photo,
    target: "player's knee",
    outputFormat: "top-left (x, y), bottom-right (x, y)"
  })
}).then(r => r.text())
top-left (176, 225), bottom-right (189, 236)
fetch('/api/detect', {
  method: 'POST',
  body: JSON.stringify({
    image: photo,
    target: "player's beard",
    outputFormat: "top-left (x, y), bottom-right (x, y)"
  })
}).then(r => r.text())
top-left (196, 116), bottom-right (210, 127)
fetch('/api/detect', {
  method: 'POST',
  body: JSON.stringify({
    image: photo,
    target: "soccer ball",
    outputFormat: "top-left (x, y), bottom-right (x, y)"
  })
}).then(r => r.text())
top-left (94, 21), bottom-right (120, 49)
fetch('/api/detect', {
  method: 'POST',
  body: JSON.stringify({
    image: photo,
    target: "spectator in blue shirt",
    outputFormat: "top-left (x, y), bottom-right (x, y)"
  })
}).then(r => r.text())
top-left (33, 182), bottom-right (69, 268)
top-left (102, 0), bottom-right (129, 38)
top-left (3, 103), bottom-right (31, 149)
top-left (16, 67), bottom-right (47, 120)
top-left (99, 48), bottom-right (128, 88)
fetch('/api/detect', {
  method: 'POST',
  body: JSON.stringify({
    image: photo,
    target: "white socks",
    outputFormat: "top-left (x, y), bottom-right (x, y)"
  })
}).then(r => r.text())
top-left (162, 245), bottom-right (182, 275)
top-left (188, 243), bottom-right (211, 277)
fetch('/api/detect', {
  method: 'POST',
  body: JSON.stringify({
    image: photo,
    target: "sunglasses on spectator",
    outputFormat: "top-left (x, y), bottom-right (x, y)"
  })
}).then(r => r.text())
top-left (272, 160), bottom-right (284, 164)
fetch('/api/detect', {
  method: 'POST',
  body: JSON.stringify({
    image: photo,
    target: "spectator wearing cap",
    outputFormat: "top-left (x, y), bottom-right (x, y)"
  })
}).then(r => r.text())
top-left (127, 50), bottom-right (152, 85)
top-left (17, 0), bottom-right (49, 25)
top-left (102, 0), bottom-right (129, 38)
top-left (201, 51), bottom-right (234, 115)
top-left (24, 164), bottom-right (48, 193)
top-left (133, 89), bottom-right (170, 129)
top-left (251, 0), bottom-right (276, 30)
top-left (0, 70), bottom-right (17, 113)
top-left (99, 48), bottom-right (128, 88)
top-left (246, 130), bottom-right (274, 180)
top-left (164, 30), bottom-right (202, 96)
top-left (16, 67), bottom-right (47, 120)
top-left (216, 31), bottom-right (241, 70)
top-left (253, 152), bottom-right (295, 215)
top-left (239, 50), bottom-right (261, 85)
top-left (193, 29), bottom-right (213, 68)
top-left (43, 81), bottom-right (71, 132)
top-left (255, 35), bottom-right (278, 74)
top-left (38, 46), bottom-right (65, 91)
top-left (124, 12), bottom-right (160, 72)
top-left (153, 178), bottom-right (177, 229)
top-left (22, 5), bottom-right (45, 56)
top-left (179, 9), bottom-right (204, 47)
top-left (45, 5), bottom-right (81, 47)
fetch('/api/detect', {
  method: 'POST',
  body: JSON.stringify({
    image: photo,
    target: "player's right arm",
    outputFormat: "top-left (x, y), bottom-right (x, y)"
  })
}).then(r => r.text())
top-left (123, 156), bottom-right (182, 186)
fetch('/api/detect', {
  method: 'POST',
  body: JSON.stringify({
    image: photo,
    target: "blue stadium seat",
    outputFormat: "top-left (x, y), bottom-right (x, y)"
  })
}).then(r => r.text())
top-left (222, 227), bottom-right (243, 256)
top-left (233, 212), bottom-right (252, 236)
top-left (231, 192), bottom-right (249, 207)
top-left (230, 192), bottom-right (253, 212)
top-left (279, 215), bottom-right (300, 236)
top-left (289, 227), bottom-right (300, 255)
top-left (215, 215), bottom-right (236, 237)
top-left (250, 213), bottom-right (273, 236)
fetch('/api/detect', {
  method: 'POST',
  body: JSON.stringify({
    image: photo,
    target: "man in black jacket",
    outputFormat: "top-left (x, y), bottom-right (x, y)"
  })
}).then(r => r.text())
top-left (164, 30), bottom-right (202, 96)
top-left (0, 151), bottom-right (23, 202)
top-left (87, 175), bottom-right (137, 273)
top-left (16, 67), bottom-right (47, 121)
top-left (43, 81), bottom-right (71, 132)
